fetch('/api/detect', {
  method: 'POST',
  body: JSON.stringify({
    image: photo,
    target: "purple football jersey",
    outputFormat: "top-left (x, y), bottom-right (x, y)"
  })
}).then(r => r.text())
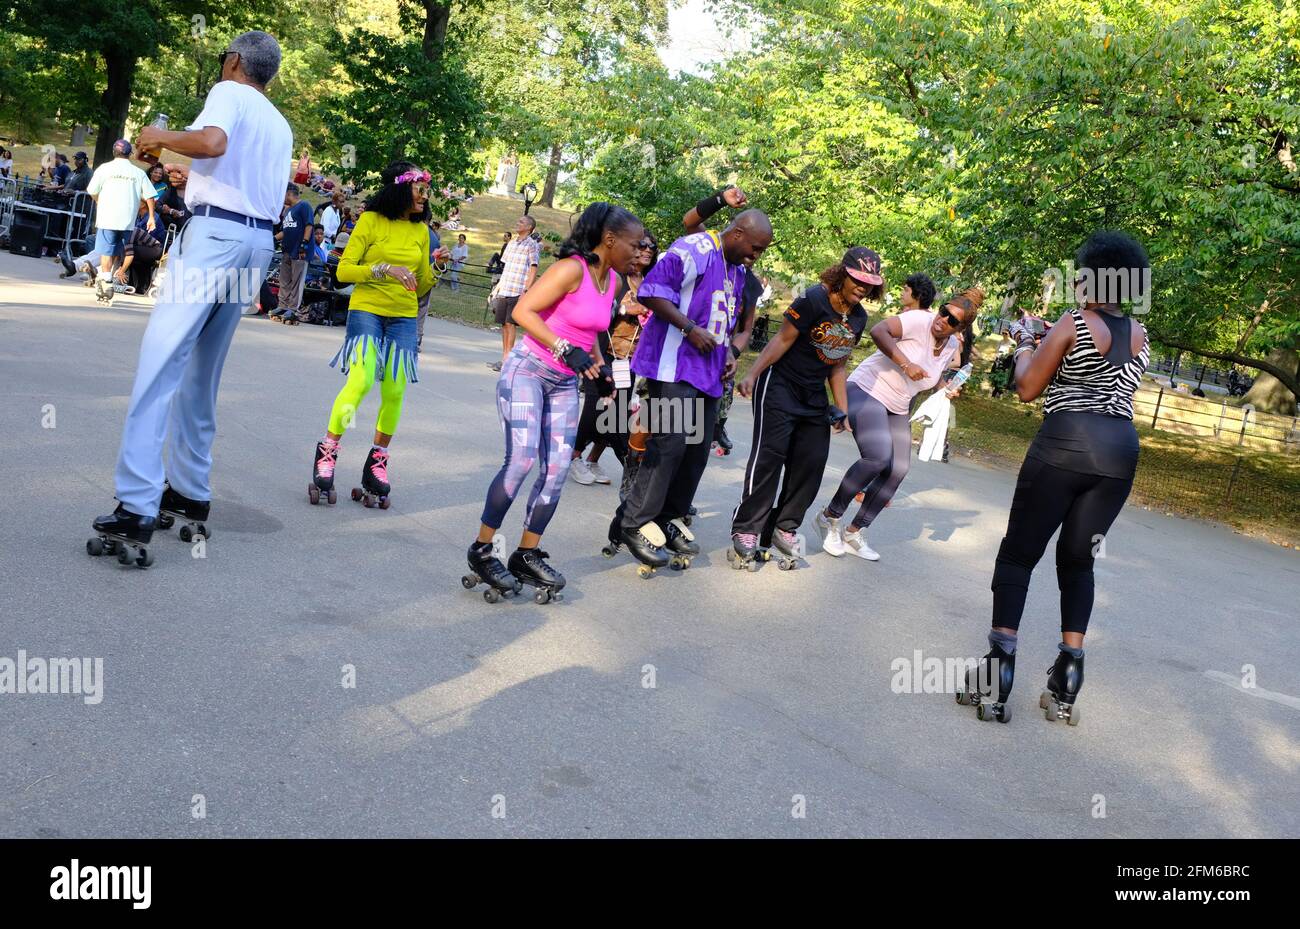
top-left (631, 231), bottom-right (746, 398)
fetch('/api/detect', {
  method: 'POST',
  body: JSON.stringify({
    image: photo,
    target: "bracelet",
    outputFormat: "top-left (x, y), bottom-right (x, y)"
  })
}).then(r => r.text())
top-left (730, 344), bottom-right (742, 360)
top-left (681, 320), bottom-right (696, 336)
top-left (551, 338), bottom-right (573, 362)
top-left (1014, 345), bottom-right (1035, 359)
top-left (370, 262), bottom-right (389, 280)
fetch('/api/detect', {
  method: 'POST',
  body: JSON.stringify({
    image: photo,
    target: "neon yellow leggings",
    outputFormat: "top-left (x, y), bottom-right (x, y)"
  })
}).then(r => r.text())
top-left (328, 341), bottom-right (409, 436)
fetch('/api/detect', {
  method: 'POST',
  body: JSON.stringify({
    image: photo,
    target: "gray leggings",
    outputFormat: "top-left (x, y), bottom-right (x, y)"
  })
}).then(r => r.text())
top-left (826, 385), bottom-right (911, 530)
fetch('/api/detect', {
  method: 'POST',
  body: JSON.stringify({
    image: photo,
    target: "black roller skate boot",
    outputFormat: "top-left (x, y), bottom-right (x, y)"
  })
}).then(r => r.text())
top-left (711, 421), bottom-right (733, 457)
top-left (463, 540), bottom-right (520, 603)
top-left (602, 513), bottom-right (670, 578)
top-left (661, 517), bottom-right (698, 570)
top-left (88, 504), bottom-right (157, 568)
top-left (158, 483), bottom-right (211, 542)
top-left (726, 532), bottom-right (762, 572)
top-left (508, 547), bottom-right (566, 604)
top-left (768, 527), bottom-right (802, 570)
top-left (309, 439), bottom-right (339, 505)
top-left (1040, 646), bottom-right (1084, 726)
top-left (956, 639), bottom-right (1016, 723)
top-left (351, 445), bottom-right (391, 509)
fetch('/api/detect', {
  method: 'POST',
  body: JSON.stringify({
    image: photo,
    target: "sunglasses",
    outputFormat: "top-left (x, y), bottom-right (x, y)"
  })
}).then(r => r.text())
top-left (411, 183), bottom-right (430, 196)
top-left (218, 50), bottom-right (239, 71)
top-left (938, 306), bottom-right (963, 326)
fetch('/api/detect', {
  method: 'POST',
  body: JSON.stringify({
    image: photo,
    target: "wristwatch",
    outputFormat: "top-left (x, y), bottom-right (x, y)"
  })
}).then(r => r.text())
top-left (681, 320), bottom-right (696, 336)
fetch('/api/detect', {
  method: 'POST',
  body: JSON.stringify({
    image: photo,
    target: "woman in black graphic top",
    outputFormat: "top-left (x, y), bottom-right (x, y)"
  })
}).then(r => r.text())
top-left (958, 231), bottom-right (1150, 725)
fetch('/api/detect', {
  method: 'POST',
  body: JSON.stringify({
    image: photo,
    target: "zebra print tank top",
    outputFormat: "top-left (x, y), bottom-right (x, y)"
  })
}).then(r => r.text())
top-left (1042, 310), bottom-right (1149, 419)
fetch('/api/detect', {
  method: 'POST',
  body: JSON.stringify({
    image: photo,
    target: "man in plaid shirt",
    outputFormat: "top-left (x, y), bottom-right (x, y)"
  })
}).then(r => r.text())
top-left (488, 215), bottom-right (541, 370)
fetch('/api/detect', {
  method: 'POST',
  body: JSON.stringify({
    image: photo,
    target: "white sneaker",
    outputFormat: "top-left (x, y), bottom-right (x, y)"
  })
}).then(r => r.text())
top-left (569, 459), bottom-right (595, 485)
top-left (587, 461), bottom-right (611, 484)
top-left (842, 528), bottom-right (880, 561)
top-left (815, 509), bottom-right (844, 556)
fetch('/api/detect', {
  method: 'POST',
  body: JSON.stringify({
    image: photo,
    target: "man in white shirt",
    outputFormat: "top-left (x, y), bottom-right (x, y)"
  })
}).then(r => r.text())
top-left (319, 190), bottom-right (344, 243)
top-left (86, 140), bottom-right (156, 294)
top-left (91, 30), bottom-right (293, 555)
top-left (449, 233), bottom-right (469, 291)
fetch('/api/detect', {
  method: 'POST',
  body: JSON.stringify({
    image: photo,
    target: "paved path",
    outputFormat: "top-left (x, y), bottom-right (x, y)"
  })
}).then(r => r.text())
top-left (1, 252), bottom-right (1296, 837)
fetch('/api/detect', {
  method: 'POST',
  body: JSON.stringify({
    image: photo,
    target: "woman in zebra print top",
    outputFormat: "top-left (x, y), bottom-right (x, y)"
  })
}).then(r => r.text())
top-left (959, 231), bottom-right (1150, 726)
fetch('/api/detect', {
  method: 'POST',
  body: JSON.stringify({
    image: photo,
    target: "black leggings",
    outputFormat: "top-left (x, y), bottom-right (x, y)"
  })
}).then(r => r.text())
top-left (991, 455), bottom-right (1133, 635)
top-left (573, 385), bottom-right (630, 464)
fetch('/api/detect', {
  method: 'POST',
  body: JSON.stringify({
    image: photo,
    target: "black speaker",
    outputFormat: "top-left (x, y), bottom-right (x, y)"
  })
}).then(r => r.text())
top-left (9, 209), bottom-right (46, 258)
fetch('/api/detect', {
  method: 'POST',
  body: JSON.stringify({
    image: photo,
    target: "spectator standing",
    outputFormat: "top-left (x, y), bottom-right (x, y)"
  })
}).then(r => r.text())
top-left (86, 139), bottom-right (156, 296)
top-left (272, 182), bottom-right (313, 323)
top-left (449, 234), bottom-right (469, 291)
top-left (429, 220), bottom-right (442, 253)
top-left (320, 190), bottom-right (345, 243)
top-left (488, 215), bottom-right (541, 371)
top-left (0, 148), bottom-right (13, 178)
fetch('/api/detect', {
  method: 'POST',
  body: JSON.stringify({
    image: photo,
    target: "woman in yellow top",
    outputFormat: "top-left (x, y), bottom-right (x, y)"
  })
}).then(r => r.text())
top-left (308, 161), bottom-right (434, 508)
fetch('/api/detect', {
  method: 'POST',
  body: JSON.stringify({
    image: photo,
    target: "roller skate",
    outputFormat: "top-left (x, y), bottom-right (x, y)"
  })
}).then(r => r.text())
top-left (955, 641), bottom-right (1016, 723)
top-left (661, 517), bottom-right (698, 570)
top-left (94, 272), bottom-right (114, 305)
top-left (711, 421), bottom-right (733, 457)
top-left (1040, 648), bottom-right (1084, 726)
top-left (87, 504), bottom-right (157, 569)
top-left (462, 540), bottom-right (521, 603)
top-left (766, 527), bottom-right (804, 570)
top-left (508, 547), bottom-right (566, 604)
top-left (351, 445), bottom-right (391, 509)
top-left (157, 483), bottom-right (211, 542)
top-left (726, 532), bottom-right (762, 572)
top-left (308, 439), bottom-right (339, 505)
top-left (602, 516), bottom-right (670, 578)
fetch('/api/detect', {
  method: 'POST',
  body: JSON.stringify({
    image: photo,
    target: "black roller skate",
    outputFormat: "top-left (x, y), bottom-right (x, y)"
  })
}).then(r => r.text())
top-left (87, 504), bottom-right (157, 569)
top-left (711, 421), bottom-right (733, 457)
top-left (351, 445), bottom-right (391, 509)
top-left (308, 439), bottom-right (339, 505)
top-left (94, 272), bottom-right (114, 305)
top-left (602, 515), bottom-right (670, 578)
top-left (1040, 648), bottom-right (1084, 726)
top-left (726, 532), bottom-right (762, 572)
top-left (766, 527), bottom-right (803, 570)
top-left (508, 547), bottom-right (566, 604)
top-left (956, 641), bottom-right (1016, 723)
top-left (661, 517), bottom-right (698, 570)
top-left (462, 541), bottom-right (521, 603)
top-left (157, 483), bottom-right (211, 542)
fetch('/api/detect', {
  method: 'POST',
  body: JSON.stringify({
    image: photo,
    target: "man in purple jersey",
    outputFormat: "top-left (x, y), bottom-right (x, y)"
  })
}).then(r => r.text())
top-left (609, 209), bottom-right (772, 568)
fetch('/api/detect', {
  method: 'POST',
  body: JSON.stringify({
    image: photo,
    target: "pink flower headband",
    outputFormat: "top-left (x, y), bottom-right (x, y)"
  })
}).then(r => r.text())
top-left (394, 168), bottom-right (431, 185)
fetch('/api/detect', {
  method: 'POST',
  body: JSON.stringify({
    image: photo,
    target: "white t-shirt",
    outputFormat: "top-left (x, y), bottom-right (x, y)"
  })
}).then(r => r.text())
top-left (848, 309), bottom-right (958, 414)
top-left (86, 158), bottom-right (154, 231)
top-left (184, 80), bottom-right (293, 222)
top-left (320, 205), bottom-right (342, 239)
top-left (450, 243), bottom-right (469, 263)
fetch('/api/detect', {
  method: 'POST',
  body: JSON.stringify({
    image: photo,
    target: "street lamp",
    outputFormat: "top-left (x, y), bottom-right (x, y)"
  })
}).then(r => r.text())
top-left (522, 182), bottom-right (538, 215)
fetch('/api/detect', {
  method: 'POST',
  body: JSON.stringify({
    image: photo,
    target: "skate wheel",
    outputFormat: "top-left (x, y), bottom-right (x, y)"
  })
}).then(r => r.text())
top-left (351, 488), bottom-right (362, 502)
top-left (461, 575), bottom-right (477, 590)
top-left (308, 486), bottom-right (320, 505)
top-left (1039, 691), bottom-right (1050, 709)
top-left (136, 548), bottom-right (153, 568)
top-left (552, 592), bottom-right (564, 602)
top-left (601, 545), bottom-right (616, 558)
top-left (327, 490), bottom-right (337, 505)
top-left (86, 537), bottom-right (103, 557)
top-left (158, 513), bottom-right (174, 529)
top-left (637, 565), bottom-right (653, 579)
top-left (1044, 704), bottom-right (1057, 722)
top-left (747, 560), bottom-right (760, 572)
top-left (778, 559), bottom-right (793, 571)
top-left (955, 689), bottom-right (970, 706)
top-left (1066, 706), bottom-right (1080, 727)
top-left (670, 556), bottom-right (684, 570)
top-left (976, 704), bottom-right (992, 722)
top-left (379, 496), bottom-right (390, 510)
top-left (117, 547), bottom-right (132, 566)
top-left (484, 588), bottom-right (500, 604)
top-left (534, 589), bottom-right (549, 604)
top-left (997, 704), bottom-right (1012, 724)
top-left (197, 524), bottom-right (209, 540)
top-left (179, 525), bottom-right (192, 543)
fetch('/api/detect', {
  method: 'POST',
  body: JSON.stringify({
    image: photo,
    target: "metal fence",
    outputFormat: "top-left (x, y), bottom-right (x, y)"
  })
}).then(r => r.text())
top-left (0, 174), bottom-right (96, 253)
top-left (1132, 386), bottom-right (1299, 454)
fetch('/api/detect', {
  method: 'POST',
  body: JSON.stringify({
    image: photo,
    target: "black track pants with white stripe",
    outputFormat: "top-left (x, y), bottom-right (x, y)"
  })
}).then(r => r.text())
top-left (731, 369), bottom-right (832, 538)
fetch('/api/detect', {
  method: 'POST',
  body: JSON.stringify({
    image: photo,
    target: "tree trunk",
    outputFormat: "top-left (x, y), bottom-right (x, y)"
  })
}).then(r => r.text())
top-left (94, 49), bottom-right (136, 167)
top-left (1242, 347), bottom-right (1299, 415)
top-left (422, 2), bottom-right (451, 61)
top-left (539, 143), bottom-right (562, 208)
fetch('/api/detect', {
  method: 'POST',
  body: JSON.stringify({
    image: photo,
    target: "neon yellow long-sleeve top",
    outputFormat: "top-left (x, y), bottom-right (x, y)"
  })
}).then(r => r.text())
top-left (335, 211), bottom-right (434, 318)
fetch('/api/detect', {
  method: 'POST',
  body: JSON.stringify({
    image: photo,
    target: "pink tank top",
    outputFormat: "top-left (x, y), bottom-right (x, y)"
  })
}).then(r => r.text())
top-left (524, 256), bottom-right (616, 373)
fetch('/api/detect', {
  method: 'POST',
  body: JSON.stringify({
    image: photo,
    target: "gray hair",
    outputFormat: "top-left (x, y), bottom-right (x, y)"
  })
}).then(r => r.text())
top-left (228, 31), bottom-right (281, 86)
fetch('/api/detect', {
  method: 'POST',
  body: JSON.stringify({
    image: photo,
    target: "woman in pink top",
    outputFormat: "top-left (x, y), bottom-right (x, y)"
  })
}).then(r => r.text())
top-left (466, 202), bottom-right (644, 603)
top-left (815, 286), bottom-right (982, 560)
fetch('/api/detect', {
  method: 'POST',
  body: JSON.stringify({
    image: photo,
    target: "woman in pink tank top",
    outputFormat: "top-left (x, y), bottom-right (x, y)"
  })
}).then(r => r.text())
top-left (465, 202), bottom-right (645, 603)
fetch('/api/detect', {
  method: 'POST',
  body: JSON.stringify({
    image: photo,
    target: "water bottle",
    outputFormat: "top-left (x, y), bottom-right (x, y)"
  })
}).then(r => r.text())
top-left (949, 362), bottom-right (973, 390)
top-left (138, 113), bottom-right (169, 165)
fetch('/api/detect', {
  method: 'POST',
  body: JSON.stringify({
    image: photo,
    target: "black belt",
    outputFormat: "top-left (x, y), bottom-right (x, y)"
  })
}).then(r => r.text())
top-left (193, 204), bottom-right (273, 231)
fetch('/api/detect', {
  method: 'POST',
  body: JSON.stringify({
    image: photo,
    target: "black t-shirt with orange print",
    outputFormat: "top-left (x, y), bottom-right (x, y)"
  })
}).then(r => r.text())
top-left (767, 283), bottom-right (867, 412)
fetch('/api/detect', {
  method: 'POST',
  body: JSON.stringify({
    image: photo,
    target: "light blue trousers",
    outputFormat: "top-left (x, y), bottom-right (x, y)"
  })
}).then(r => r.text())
top-left (114, 214), bottom-right (274, 516)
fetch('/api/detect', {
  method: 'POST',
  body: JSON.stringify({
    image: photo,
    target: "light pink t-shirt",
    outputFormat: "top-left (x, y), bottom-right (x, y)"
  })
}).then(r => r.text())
top-left (847, 309), bottom-right (958, 414)
top-left (523, 256), bottom-right (615, 373)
